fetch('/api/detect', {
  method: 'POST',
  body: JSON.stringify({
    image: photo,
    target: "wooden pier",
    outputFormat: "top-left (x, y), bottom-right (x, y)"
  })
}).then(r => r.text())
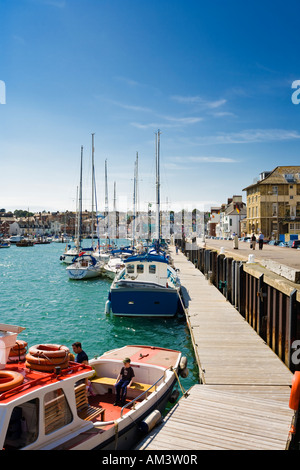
top-left (135, 247), bottom-right (294, 450)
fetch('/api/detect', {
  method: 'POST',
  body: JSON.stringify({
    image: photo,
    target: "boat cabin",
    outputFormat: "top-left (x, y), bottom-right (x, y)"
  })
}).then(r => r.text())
top-left (115, 253), bottom-right (179, 289)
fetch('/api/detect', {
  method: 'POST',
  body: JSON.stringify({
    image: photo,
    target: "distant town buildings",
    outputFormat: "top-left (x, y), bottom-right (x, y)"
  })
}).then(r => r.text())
top-left (1, 166), bottom-right (300, 241)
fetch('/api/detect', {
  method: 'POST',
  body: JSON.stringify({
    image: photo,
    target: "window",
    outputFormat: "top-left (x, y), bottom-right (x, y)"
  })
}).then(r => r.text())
top-left (44, 389), bottom-right (72, 435)
top-left (4, 398), bottom-right (39, 449)
top-left (149, 265), bottom-right (156, 274)
top-left (137, 264), bottom-right (144, 274)
top-left (272, 186), bottom-right (278, 195)
top-left (272, 203), bottom-right (278, 216)
top-left (126, 264), bottom-right (135, 274)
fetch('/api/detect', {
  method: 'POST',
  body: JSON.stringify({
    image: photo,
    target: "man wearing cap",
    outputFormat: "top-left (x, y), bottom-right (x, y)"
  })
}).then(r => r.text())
top-left (114, 358), bottom-right (135, 406)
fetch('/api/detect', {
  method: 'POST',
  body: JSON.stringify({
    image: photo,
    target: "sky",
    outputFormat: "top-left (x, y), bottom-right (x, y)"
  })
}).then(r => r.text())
top-left (1, 0), bottom-right (300, 214)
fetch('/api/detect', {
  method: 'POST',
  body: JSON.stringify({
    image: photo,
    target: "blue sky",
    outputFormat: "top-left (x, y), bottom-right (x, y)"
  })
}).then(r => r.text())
top-left (1, 0), bottom-right (300, 213)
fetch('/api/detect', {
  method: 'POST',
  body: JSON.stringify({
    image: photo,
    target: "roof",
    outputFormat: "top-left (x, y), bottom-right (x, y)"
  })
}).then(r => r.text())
top-left (243, 166), bottom-right (300, 191)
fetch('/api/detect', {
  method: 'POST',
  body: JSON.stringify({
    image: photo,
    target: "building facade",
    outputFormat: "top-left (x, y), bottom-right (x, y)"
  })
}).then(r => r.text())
top-left (242, 166), bottom-right (300, 239)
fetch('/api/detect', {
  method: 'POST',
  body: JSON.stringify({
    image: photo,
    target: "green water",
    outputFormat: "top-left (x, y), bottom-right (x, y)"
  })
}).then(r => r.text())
top-left (0, 241), bottom-right (199, 392)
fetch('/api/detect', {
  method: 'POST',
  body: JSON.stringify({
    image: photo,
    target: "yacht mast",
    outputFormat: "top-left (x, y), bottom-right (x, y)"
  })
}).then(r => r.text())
top-left (77, 145), bottom-right (83, 250)
top-left (91, 133), bottom-right (95, 248)
top-left (105, 159), bottom-right (109, 240)
top-left (155, 130), bottom-right (161, 243)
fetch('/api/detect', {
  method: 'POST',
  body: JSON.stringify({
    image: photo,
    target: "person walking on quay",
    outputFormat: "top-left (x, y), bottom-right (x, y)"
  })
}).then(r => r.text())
top-left (251, 233), bottom-right (256, 250)
top-left (258, 232), bottom-right (264, 250)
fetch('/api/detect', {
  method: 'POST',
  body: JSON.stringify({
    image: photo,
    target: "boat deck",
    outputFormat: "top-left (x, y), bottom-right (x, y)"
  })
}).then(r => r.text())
top-left (102, 345), bottom-right (180, 369)
top-left (88, 392), bottom-right (134, 423)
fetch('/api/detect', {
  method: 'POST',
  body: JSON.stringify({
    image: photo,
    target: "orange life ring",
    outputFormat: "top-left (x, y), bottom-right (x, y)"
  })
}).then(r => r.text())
top-left (9, 340), bottom-right (28, 357)
top-left (9, 349), bottom-right (27, 357)
top-left (11, 340), bottom-right (28, 351)
top-left (7, 355), bottom-right (26, 363)
top-left (25, 352), bottom-right (69, 366)
top-left (289, 371), bottom-right (300, 411)
top-left (29, 344), bottom-right (69, 359)
top-left (0, 370), bottom-right (24, 392)
top-left (25, 360), bottom-right (69, 372)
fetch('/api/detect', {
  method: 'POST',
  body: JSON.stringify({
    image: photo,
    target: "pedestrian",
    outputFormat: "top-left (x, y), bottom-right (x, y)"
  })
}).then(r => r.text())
top-left (114, 357), bottom-right (135, 406)
top-left (176, 244), bottom-right (179, 254)
top-left (251, 233), bottom-right (256, 250)
top-left (258, 232), bottom-right (264, 250)
top-left (72, 342), bottom-right (89, 365)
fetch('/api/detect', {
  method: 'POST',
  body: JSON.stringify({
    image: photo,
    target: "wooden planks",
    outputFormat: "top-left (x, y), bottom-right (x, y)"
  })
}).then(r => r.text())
top-left (135, 247), bottom-right (294, 450)
top-left (173, 247), bottom-right (292, 389)
top-left (136, 385), bottom-right (293, 450)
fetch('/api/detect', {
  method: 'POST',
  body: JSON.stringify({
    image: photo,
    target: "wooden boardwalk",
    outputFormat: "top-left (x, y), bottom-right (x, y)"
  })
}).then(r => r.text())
top-left (135, 247), bottom-right (294, 450)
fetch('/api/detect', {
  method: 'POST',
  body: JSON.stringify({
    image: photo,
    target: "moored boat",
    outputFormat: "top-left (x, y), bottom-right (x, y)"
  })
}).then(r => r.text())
top-left (16, 239), bottom-right (34, 247)
top-left (106, 249), bottom-right (181, 317)
top-left (66, 253), bottom-right (104, 280)
top-left (0, 239), bottom-right (10, 248)
top-left (106, 130), bottom-right (181, 317)
top-left (0, 324), bottom-right (187, 450)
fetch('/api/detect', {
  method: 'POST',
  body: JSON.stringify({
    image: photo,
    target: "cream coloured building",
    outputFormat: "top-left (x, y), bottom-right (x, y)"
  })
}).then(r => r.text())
top-left (242, 166), bottom-right (300, 239)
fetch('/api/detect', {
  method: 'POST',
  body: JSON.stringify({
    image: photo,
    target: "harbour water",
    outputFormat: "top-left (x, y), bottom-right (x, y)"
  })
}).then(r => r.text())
top-left (0, 240), bottom-right (198, 402)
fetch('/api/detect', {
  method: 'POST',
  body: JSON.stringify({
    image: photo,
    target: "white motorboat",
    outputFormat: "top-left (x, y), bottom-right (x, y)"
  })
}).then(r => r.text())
top-left (0, 324), bottom-right (187, 450)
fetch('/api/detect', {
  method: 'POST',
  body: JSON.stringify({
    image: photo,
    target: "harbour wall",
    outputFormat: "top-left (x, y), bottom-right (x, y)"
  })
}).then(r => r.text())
top-left (175, 239), bottom-right (300, 373)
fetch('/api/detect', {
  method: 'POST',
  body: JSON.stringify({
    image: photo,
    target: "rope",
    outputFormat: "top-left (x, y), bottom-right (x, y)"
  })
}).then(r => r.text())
top-left (171, 367), bottom-right (189, 398)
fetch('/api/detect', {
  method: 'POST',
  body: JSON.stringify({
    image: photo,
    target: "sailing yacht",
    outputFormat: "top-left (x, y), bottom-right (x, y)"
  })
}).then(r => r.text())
top-left (106, 131), bottom-right (181, 317)
top-left (60, 146), bottom-right (84, 264)
top-left (66, 135), bottom-right (104, 280)
top-left (66, 252), bottom-right (104, 280)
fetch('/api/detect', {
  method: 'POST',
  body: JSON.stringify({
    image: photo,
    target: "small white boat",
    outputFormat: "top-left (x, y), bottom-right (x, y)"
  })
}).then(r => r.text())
top-left (103, 257), bottom-right (125, 280)
top-left (60, 245), bottom-right (81, 264)
top-left (0, 324), bottom-right (187, 450)
top-left (9, 235), bottom-right (23, 244)
top-left (66, 253), bottom-right (104, 280)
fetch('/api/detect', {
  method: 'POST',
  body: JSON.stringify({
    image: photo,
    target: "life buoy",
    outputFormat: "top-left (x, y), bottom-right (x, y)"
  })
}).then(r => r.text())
top-left (9, 340), bottom-right (28, 357)
top-left (10, 340), bottom-right (28, 351)
top-left (7, 355), bottom-right (26, 363)
top-left (0, 370), bottom-right (24, 392)
top-left (25, 360), bottom-right (69, 372)
top-left (29, 344), bottom-right (69, 359)
top-left (25, 352), bottom-right (69, 366)
top-left (289, 371), bottom-right (300, 411)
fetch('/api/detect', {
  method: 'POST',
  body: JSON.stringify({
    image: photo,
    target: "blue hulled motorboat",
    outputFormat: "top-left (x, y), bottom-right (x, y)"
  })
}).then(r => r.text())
top-left (105, 249), bottom-right (181, 317)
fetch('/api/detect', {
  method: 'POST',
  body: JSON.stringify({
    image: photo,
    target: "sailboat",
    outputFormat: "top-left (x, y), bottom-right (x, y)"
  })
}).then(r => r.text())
top-left (106, 131), bottom-right (181, 317)
top-left (67, 135), bottom-right (104, 280)
top-left (60, 147), bottom-right (84, 264)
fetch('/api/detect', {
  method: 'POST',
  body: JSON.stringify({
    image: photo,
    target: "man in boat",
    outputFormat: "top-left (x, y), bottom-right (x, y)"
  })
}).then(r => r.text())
top-left (72, 342), bottom-right (90, 388)
top-left (72, 342), bottom-right (89, 365)
top-left (114, 358), bottom-right (135, 406)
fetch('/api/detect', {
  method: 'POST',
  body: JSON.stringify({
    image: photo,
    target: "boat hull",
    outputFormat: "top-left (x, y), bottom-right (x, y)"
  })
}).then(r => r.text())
top-left (109, 285), bottom-right (180, 317)
top-left (67, 267), bottom-right (102, 279)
